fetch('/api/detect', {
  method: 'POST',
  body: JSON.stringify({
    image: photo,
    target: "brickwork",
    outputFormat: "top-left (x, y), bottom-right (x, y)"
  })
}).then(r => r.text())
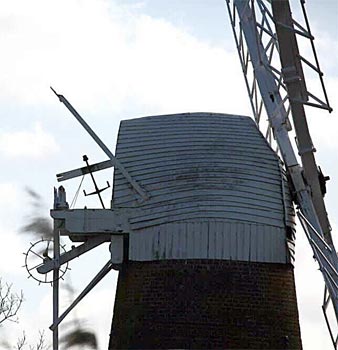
top-left (109, 260), bottom-right (302, 349)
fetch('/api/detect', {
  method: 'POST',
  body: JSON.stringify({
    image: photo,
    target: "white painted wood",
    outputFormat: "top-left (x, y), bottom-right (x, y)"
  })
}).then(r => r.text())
top-left (111, 235), bottom-right (124, 264)
top-left (51, 208), bottom-right (131, 238)
top-left (113, 113), bottom-right (294, 230)
top-left (128, 221), bottom-right (292, 264)
top-left (111, 113), bottom-right (296, 264)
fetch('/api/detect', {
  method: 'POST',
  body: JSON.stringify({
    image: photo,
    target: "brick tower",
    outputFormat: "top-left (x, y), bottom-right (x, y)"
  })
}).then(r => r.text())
top-left (108, 113), bottom-right (302, 349)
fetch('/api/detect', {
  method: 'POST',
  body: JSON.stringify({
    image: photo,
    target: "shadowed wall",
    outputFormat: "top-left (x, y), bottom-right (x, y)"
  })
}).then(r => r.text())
top-left (109, 260), bottom-right (301, 349)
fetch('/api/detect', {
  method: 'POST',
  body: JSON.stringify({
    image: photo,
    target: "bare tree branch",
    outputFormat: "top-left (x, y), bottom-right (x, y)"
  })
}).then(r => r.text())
top-left (14, 330), bottom-right (50, 350)
top-left (0, 278), bottom-right (24, 324)
top-left (33, 330), bottom-right (49, 350)
top-left (16, 332), bottom-right (27, 350)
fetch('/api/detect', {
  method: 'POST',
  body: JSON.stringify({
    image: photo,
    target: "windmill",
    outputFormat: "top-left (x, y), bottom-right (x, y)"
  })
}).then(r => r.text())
top-left (24, 0), bottom-right (337, 349)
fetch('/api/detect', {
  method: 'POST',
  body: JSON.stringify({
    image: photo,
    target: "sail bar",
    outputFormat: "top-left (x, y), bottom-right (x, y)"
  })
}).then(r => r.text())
top-left (271, 0), bottom-right (332, 243)
top-left (56, 160), bottom-right (114, 182)
top-left (225, 0), bottom-right (292, 153)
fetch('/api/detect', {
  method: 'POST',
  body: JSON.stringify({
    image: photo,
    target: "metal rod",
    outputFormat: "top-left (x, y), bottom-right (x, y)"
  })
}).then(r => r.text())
top-left (83, 155), bottom-right (105, 209)
top-left (298, 54), bottom-right (322, 75)
top-left (298, 211), bottom-right (332, 252)
top-left (50, 87), bottom-right (149, 201)
top-left (322, 303), bottom-right (338, 349)
top-left (274, 21), bottom-right (313, 39)
top-left (300, 0), bottom-right (332, 112)
top-left (50, 260), bottom-right (113, 331)
top-left (52, 225), bottom-right (60, 350)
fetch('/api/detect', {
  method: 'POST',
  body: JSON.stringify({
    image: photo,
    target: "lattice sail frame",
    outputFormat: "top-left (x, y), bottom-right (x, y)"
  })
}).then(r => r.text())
top-left (226, 0), bottom-right (338, 348)
top-left (226, 0), bottom-right (331, 151)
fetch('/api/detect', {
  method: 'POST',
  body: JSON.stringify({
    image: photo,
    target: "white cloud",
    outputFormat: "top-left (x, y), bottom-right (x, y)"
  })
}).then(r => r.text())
top-left (0, 0), bottom-right (249, 117)
top-left (124, 15), bottom-right (246, 114)
top-left (306, 77), bottom-right (338, 152)
top-left (0, 183), bottom-right (23, 234)
top-left (0, 182), bottom-right (18, 207)
top-left (0, 122), bottom-right (59, 158)
top-left (0, 231), bottom-right (26, 275)
top-left (0, 184), bottom-right (31, 276)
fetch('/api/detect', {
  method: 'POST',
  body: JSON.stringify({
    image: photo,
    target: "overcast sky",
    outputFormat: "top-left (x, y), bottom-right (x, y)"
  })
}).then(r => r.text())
top-left (0, 0), bottom-right (338, 349)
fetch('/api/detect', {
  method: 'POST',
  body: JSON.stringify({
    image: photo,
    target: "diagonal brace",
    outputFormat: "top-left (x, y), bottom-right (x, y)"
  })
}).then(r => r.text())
top-left (37, 235), bottom-right (110, 274)
top-left (50, 260), bottom-right (113, 331)
top-left (50, 87), bottom-right (149, 201)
